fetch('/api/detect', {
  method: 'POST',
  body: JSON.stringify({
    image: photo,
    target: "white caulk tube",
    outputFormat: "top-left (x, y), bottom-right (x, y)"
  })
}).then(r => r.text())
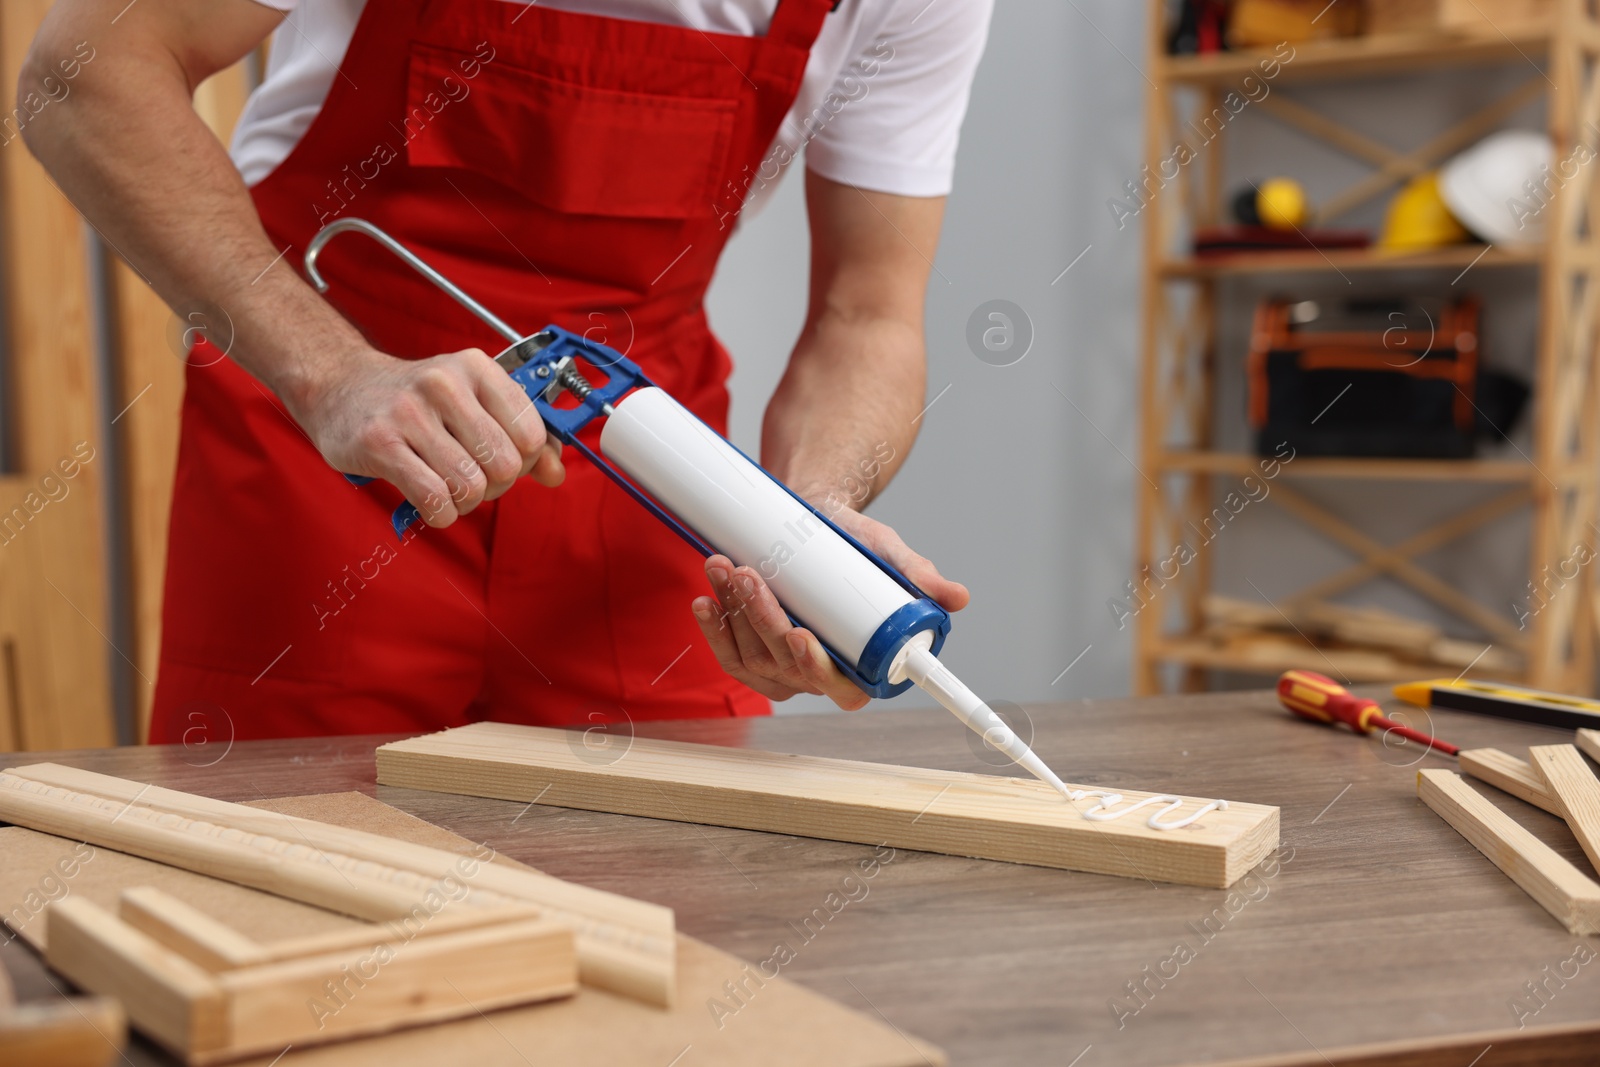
top-left (600, 387), bottom-right (1074, 799)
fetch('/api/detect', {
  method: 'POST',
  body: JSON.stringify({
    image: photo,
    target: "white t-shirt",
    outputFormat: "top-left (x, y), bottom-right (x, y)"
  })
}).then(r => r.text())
top-left (233, 0), bottom-right (993, 215)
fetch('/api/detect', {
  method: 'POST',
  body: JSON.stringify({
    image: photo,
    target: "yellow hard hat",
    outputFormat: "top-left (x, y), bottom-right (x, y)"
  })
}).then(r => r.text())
top-left (1379, 172), bottom-right (1469, 251)
top-left (1257, 178), bottom-right (1308, 230)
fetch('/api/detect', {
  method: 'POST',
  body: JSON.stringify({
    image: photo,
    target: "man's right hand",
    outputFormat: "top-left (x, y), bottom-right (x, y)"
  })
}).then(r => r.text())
top-left (23, 0), bottom-right (569, 530)
top-left (292, 346), bottom-right (565, 528)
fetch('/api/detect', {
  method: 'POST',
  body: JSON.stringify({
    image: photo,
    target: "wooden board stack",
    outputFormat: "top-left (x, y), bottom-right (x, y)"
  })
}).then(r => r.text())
top-left (1419, 728), bottom-right (1600, 934)
top-left (0, 763), bottom-right (678, 1006)
top-left (46, 888), bottom-right (574, 1064)
top-left (1, 790), bottom-right (947, 1067)
top-left (376, 723), bottom-right (1280, 889)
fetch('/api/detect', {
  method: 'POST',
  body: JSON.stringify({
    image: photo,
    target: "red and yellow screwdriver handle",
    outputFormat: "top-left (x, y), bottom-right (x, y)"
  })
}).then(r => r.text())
top-left (1278, 670), bottom-right (1384, 731)
top-left (1276, 670), bottom-right (1458, 756)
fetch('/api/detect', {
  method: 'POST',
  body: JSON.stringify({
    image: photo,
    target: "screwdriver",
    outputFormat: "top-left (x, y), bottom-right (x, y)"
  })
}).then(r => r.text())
top-left (1276, 669), bottom-right (1459, 756)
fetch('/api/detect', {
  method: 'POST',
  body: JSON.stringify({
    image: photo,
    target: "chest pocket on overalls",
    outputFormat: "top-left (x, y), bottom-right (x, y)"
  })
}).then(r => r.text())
top-left (403, 42), bottom-right (738, 220)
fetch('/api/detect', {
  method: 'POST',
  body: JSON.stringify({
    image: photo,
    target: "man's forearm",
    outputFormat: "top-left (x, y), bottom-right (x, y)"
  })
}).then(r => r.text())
top-left (760, 307), bottom-right (925, 513)
top-left (22, 0), bottom-right (368, 416)
top-left (25, 0), bottom-right (560, 524)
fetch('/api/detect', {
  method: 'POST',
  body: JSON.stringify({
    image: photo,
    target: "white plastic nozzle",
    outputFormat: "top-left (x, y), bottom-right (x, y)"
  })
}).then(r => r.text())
top-left (897, 644), bottom-right (1075, 800)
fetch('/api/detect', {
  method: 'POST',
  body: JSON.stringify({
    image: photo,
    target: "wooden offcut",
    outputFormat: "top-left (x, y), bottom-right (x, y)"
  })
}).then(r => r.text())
top-left (0, 993), bottom-right (126, 1067)
top-left (1577, 728), bottom-right (1600, 765)
top-left (1417, 769), bottom-right (1600, 934)
top-left (1458, 747), bottom-right (1563, 816)
top-left (121, 886), bottom-right (274, 971)
top-left (0, 763), bottom-right (677, 1006)
top-left (47, 890), bottom-right (577, 1065)
top-left (376, 723), bottom-right (1280, 889)
top-left (1529, 744), bottom-right (1600, 875)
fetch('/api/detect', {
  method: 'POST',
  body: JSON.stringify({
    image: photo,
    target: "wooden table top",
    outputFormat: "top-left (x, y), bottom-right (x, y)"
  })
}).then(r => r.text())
top-left (4, 688), bottom-right (1599, 1066)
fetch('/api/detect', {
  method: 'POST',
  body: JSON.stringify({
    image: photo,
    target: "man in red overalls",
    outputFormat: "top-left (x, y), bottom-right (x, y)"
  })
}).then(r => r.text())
top-left (24, 0), bottom-right (991, 740)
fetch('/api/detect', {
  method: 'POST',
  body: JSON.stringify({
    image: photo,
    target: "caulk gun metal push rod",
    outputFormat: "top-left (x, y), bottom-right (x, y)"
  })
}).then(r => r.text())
top-left (304, 218), bottom-right (609, 410)
top-left (304, 218), bottom-right (523, 345)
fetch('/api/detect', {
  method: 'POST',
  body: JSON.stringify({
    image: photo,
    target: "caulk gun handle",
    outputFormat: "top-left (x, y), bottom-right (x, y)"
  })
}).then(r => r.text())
top-left (343, 474), bottom-right (422, 537)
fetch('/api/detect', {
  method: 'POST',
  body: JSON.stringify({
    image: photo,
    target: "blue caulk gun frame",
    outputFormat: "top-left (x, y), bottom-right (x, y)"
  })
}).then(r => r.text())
top-left (351, 325), bottom-right (949, 698)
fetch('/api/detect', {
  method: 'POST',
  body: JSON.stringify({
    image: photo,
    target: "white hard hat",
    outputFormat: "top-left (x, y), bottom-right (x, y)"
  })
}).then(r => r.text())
top-left (1439, 129), bottom-right (1554, 246)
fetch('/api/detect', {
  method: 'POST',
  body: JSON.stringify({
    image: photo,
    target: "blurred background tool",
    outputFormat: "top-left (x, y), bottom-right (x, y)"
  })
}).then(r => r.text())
top-left (1377, 172), bottom-right (1469, 251)
top-left (1227, 0), bottom-right (1366, 47)
top-left (1394, 679), bottom-right (1600, 731)
top-left (1278, 669), bottom-right (1461, 755)
top-left (1439, 130), bottom-right (1554, 247)
top-left (1246, 295), bottom-right (1529, 459)
top-left (1232, 177), bottom-right (1310, 230)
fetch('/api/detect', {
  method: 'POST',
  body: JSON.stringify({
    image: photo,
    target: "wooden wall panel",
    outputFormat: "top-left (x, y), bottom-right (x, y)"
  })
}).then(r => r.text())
top-left (111, 262), bottom-right (178, 742)
top-left (0, 2), bottom-right (258, 749)
top-left (0, 0), bottom-right (114, 749)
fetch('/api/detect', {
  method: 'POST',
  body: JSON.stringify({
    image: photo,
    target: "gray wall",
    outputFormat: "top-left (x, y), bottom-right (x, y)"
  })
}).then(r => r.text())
top-left (706, 0), bottom-right (1546, 717)
top-left (706, 0), bottom-right (1149, 715)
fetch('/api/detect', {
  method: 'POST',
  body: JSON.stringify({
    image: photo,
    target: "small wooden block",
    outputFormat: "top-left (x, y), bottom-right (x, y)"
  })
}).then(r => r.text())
top-left (45, 897), bottom-right (228, 1057)
top-left (121, 887), bottom-right (271, 971)
top-left (0, 996), bottom-right (127, 1067)
top-left (377, 723), bottom-right (1281, 889)
top-left (1417, 769), bottom-right (1600, 935)
top-left (1576, 728), bottom-right (1600, 765)
top-left (46, 891), bottom-right (578, 1065)
top-left (1529, 744), bottom-right (1600, 876)
top-left (119, 886), bottom-right (546, 971)
top-left (258, 902), bottom-right (545, 964)
top-left (1458, 748), bottom-right (1563, 816)
top-left (211, 917), bottom-right (577, 1064)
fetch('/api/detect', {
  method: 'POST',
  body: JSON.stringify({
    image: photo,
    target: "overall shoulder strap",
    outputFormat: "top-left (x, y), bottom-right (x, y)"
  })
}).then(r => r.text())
top-left (765, 0), bottom-right (837, 52)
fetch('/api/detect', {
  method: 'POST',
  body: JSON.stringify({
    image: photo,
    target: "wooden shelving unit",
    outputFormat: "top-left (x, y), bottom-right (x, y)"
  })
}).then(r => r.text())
top-left (1133, 1), bottom-right (1600, 694)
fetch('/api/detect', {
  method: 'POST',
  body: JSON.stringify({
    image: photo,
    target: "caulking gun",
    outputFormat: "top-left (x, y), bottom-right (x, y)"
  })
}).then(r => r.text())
top-left (303, 219), bottom-right (1074, 800)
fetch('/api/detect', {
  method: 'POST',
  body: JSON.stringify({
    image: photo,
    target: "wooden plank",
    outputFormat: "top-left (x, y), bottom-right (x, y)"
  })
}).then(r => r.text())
top-left (212, 917), bottom-right (577, 1063)
top-left (1159, 28), bottom-right (1553, 85)
top-left (0, 763), bottom-right (677, 1006)
top-left (0, 996), bottom-right (126, 1067)
top-left (0, 768), bottom-right (475, 920)
top-left (1158, 244), bottom-right (1542, 278)
top-left (1416, 769), bottom-right (1600, 934)
top-left (1577, 727), bottom-right (1600, 763)
top-left (259, 902), bottom-right (545, 964)
top-left (1458, 748), bottom-right (1564, 816)
top-left (1152, 450), bottom-right (1541, 483)
top-left (376, 723), bottom-right (1280, 889)
top-left (44, 896), bottom-right (227, 1057)
top-left (1529, 744), bottom-right (1600, 874)
top-left (119, 887), bottom-right (271, 971)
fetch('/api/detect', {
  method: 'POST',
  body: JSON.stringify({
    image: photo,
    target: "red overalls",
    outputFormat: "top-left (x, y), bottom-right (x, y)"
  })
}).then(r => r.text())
top-left (149, 0), bottom-right (835, 742)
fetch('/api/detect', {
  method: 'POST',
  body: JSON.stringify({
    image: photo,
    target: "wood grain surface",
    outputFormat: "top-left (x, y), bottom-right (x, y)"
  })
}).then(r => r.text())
top-left (1416, 770), bottom-right (1600, 934)
top-left (4, 690), bottom-right (1600, 1065)
top-left (1459, 747), bottom-right (1563, 815)
top-left (1529, 745), bottom-right (1600, 874)
top-left (377, 723), bottom-right (1280, 887)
